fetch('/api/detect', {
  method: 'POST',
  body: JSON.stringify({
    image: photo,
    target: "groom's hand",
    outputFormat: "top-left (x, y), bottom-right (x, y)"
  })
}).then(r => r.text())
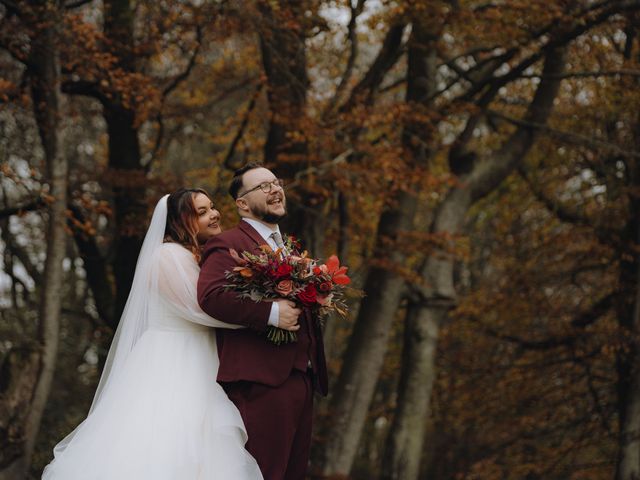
top-left (277, 300), bottom-right (302, 331)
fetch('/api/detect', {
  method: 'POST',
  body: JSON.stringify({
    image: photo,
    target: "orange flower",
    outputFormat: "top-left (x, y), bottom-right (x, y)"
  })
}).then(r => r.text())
top-left (324, 255), bottom-right (350, 285)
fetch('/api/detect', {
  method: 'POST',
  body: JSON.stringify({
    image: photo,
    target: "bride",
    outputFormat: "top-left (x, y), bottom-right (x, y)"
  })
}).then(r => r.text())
top-left (42, 189), bottom-right (263, 480)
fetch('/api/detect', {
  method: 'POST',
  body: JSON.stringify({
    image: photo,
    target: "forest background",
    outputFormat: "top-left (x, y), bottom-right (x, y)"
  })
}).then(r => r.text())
top-left (2, 0), bottom-right (640, 479)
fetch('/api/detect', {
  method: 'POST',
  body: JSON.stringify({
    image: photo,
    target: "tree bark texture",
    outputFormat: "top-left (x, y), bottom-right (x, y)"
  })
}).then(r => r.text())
top-left (257, 1), bottom-right (322, 250)
top-left (0, 3), bottom-right (69, 478)
top-left (615, 28), bottom-right (640, 476)
top-left (104, 106), bottom-right (145, 323)
top-left (380, 46), bottom-right (567, 480)
top-left (317, 18), bottom-right (438, 478)
top-left (613, 167), bottom-right (640, 480)
top-left (381, 303), bottom-right (442, 480)
top-left (258, 1), bottom-right (308, 169)
top-left (614, 186), bottom-right (640, 480)
top-left (378, 16), bottom-right (443, 480)
top-left (0, 347), bottom-right (41, 478)
top-left (102, 0), bottom-right (146, 322)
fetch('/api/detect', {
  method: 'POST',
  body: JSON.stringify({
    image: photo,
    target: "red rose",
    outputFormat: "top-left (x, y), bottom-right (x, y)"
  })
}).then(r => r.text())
top-left (318, 281), bottom-right (332, 293)
top-left (297, 283), bottom-right (318, 306)
top-left (270, 263), bottom-right (293, 279)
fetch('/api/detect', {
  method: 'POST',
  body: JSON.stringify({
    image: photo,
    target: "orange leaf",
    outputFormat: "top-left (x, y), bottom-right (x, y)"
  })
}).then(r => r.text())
top-left (334, 266), bottom-right (348, 276)
top-left (239, 268), bottom-right (253, 278)
top-left (325, 255), bottom-right (340, 273)
top-left (229, 248), bottom-right (247, 265)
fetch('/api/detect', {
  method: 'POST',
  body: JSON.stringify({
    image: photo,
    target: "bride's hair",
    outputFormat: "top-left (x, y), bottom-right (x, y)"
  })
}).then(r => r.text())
top-left (164, 188), bottom-right (211, 260)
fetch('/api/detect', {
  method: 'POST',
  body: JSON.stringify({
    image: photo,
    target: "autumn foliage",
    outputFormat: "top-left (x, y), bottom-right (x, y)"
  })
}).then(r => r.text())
top-left (3, 0), bottom-right (640, 479)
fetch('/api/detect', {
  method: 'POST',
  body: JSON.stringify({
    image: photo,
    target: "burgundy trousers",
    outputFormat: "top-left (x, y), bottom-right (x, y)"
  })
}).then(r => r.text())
top-left (222, 370), bottom-right (314, 480)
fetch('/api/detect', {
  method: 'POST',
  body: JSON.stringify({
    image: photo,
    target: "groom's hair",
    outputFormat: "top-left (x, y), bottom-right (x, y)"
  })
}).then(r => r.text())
top-left (229, 162), bottom-right (264, 199)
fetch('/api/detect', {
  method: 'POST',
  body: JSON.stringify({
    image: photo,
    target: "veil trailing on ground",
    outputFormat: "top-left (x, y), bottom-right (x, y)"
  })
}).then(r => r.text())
top-left (51, 194), bottom-right (169, 456)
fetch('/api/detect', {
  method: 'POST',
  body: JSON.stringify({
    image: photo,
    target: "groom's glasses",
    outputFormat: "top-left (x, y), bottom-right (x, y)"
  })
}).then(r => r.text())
top-left (238, 178), bottom-right (285, 197)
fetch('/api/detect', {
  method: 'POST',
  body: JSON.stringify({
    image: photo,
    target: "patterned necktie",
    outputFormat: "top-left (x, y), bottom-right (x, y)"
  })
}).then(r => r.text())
top-left (270, 231), bottom-right (285, 251)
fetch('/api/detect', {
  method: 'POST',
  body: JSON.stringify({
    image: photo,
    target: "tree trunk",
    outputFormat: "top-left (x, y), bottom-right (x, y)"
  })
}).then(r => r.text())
top-left (379, 46), bottom-right (567, 480)
top-left (317, 17), bottom-right (438, 478)
top-left (380, 302), bottom-right (443, 480)
top-left (102, 0), bottom-right (146, 322)
top-left (258, 1), bottom-right (308, 168)
top-left (257, 1), bottom-right (316, 246)
top-left (613, 172), bottom-right (640, 480)
top-left (379, 16), bottom-right (442, 480)
top-left (0, 3), bottom-right (68, 478)
top-left (68, 205), bottom-right (116, 326)
top-left (615, 20), bottom-right (640, 479)
top-left (0, 347), bottom-right (41, 478)
top-left (617, 349), bottom-right (640, 480)
top-left (317, 259), bottom-right (410, 476)
top-left (104, 106), bottom-right (145, 324)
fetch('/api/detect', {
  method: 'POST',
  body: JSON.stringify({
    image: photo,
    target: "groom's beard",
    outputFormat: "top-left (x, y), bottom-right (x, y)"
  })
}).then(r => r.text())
top-left (251, 202), bottom-right (287, 225)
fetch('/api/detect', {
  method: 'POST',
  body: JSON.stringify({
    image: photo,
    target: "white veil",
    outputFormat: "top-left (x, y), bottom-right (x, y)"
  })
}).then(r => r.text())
top-left (51, 194), bottom-right (170, 454)
top-left (43, 194), bottom-right (264, 480)
top-left (90, 194), bottom-right (169, 412)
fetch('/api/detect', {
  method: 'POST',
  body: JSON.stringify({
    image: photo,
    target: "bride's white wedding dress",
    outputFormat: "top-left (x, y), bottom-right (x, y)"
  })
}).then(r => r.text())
top-left (42, 197), bottom-right (263, 480)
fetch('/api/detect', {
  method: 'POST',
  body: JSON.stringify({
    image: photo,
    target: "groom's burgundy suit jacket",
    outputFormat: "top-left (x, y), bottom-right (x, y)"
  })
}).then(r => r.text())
top-left (197, 220), bottom-right (328, 396)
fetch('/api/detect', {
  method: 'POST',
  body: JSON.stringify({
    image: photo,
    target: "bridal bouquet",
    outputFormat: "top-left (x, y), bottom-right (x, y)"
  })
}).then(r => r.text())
top-left (224, 236), bottom-right (351, 345)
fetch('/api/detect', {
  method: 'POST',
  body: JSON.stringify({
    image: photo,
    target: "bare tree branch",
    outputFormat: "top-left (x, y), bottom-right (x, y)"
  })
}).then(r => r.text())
top-left (67, 203), bottom-right (116, 328)
top-left (571, 292), bottom-right (617, 328)
top-left (460, 0), bottom-right (640, 106)
top-left (64, 0), bottom-right (94, 9)
top-left (481, 326), bottom-right (579, 350)
top-left (488, 109), bottom-right (640, 159)
top-left (223, 82), bottom-right (264, 170)
top-left (159, 75), bottom-right (259, 120)
top-left (517, 165), bottom-right (593, 227)
top-left (379, 76), bottom-right (405, 93)
top-left (323, 0), bottom-right (366, 117)
top-left (463, 46), bottom-right (567, 202)
top-left (477, 292), bottom-right (615, 349)
top-left (141, 22), bottom-right (203, 168)
top-left (61, 79), bottom-right (107, 103)
top-left (576, 356), bottom-right (615, 436)
top-left (339, 21), bottom-right (407, 112)
top-left (0, 197), bottom-right (45, 220)
top-left (522, 69), bottom-right (640, 79)
top-left (288, 149), bottom-right (353, 189)
top-left (145, 115), bottom-right (165, 173)
top-left (2, 226), bottom-right (41, 284)
top-left (161, 24), bottom-right (202, 98)
top-left (517, 159), bottom-right (624, 250)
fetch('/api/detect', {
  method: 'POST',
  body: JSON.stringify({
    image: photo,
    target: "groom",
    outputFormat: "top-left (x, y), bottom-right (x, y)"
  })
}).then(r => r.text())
top-left (197, 163), bottom-right (328, 480)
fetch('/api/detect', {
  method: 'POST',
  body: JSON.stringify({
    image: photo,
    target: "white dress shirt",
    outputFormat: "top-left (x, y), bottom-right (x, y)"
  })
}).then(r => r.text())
top-left (242, 218), bottom-right (283, 327)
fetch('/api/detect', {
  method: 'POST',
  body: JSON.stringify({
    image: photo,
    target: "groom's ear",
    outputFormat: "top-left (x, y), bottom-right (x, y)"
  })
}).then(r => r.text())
top-left (235, 197), bottom-right (249, 213)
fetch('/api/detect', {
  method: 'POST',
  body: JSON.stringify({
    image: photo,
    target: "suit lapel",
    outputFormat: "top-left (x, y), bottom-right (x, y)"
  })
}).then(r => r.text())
top-left (238, 220), bottom-right (271, 250)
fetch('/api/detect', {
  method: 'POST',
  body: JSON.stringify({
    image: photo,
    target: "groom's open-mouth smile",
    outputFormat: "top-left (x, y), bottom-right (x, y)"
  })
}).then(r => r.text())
top-left (267, 194), bottom-right (285, 207)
